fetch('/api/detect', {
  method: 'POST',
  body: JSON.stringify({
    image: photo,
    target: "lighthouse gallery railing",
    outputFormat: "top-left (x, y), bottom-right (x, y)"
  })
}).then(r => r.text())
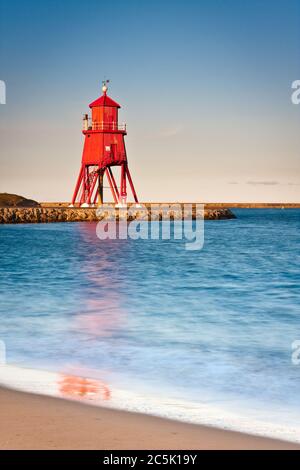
top-left (83, 119), bottom-right (126, 132)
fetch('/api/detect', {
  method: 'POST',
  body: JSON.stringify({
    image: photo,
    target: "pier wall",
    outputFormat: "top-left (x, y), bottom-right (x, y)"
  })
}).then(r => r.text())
top-left (0, 205), bottom-right (235, 224)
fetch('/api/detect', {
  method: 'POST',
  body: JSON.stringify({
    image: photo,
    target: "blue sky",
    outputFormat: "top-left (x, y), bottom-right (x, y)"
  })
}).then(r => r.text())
top-left (0, 0), bottom-right (299, 202)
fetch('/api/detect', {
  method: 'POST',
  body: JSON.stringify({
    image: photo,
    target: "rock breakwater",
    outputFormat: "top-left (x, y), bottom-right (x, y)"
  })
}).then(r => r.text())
top-left (0, 205), bottom-right (235, 224)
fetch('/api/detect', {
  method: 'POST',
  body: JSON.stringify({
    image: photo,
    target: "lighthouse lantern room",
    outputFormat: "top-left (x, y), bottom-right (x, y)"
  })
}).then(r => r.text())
top-left (71, 81), bottom-right (139, 207)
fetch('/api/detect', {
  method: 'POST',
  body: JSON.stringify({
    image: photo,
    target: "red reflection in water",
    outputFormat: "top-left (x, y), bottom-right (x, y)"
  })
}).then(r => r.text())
top-left (58, 373), bottom-right (111, 401)
top-left (72, 223), bottom-right (130, 339)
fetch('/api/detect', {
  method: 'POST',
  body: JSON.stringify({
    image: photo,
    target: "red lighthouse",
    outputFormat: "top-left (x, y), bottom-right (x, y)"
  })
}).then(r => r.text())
top-left (71, 81), bottom-right (139, 207)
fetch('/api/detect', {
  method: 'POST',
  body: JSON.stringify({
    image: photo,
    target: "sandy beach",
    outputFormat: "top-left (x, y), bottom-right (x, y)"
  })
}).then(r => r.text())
top-left (0, 387), bottom-right (299, 450)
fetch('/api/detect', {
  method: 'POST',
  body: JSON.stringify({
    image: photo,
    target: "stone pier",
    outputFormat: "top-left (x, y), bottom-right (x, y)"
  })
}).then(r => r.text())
top-left (0, 204), bottom-right (235, 224)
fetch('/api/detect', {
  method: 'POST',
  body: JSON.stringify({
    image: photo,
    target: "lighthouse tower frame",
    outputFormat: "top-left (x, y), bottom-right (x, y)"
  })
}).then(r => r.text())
top-left (71, 81), bottom-right (139, 207)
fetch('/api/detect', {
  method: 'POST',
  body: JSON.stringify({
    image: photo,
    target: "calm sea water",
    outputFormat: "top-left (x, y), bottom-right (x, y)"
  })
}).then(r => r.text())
top-left (0, 209), bottom-right (300, 435)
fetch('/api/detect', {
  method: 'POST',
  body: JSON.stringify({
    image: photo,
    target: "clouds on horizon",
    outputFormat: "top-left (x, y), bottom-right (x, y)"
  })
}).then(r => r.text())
top-left (228, 181), bottom-right (300, 187)
top-left (247, 181), bottom-right (279, 186)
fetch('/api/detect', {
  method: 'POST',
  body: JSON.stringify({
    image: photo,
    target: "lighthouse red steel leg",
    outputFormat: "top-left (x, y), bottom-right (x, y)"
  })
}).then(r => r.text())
top-left (86, 167), bottom-right (92, 203)
top-left (93, 186), bottom-right (98, 205)
top-left (80, 168), bottom-right (86, 204)
top-left (108, 167), bottom-right (119, 200)
top-left (80, 167), bottom-right (88, 204)
top-left (125, 165), bottom-right (139, 203)
top-left (72, 165), bottom-right (84, 205)
top-left (87, 169), bottom-right (99, 204)
top-left (83, 167), bottom-right (93, 204)
top-left (98, 170), bottom-right (104, 205)
top-left (120, 163), bottom-right (127, 205)
top-left (105, 168), bottom-right (118, 203)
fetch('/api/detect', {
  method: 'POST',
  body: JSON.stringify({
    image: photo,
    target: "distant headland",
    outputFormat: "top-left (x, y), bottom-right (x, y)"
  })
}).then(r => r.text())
top-left (0, 192), bottom-right (40, 208)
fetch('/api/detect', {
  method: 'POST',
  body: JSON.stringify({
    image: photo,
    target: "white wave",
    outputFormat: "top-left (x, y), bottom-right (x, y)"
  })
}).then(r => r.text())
top-left (0, 363), bottom-right (299, 444)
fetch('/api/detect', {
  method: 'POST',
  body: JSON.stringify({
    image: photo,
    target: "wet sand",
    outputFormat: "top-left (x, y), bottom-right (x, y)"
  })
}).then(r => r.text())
top-left (0, 387), bottom-right (299, 450)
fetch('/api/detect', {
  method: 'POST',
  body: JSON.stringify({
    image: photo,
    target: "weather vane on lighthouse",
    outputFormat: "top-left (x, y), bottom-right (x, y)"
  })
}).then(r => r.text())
top-left (71, 80), bottom-right (139, 207)
top-left (102, 79), bottom-right (110, 94)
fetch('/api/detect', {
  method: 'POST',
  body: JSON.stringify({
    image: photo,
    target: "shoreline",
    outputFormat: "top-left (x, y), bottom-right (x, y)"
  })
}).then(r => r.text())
top-left (1, 386), bottom-right (299, 450)
top-left (0, 365), bottom-right (300, 447)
